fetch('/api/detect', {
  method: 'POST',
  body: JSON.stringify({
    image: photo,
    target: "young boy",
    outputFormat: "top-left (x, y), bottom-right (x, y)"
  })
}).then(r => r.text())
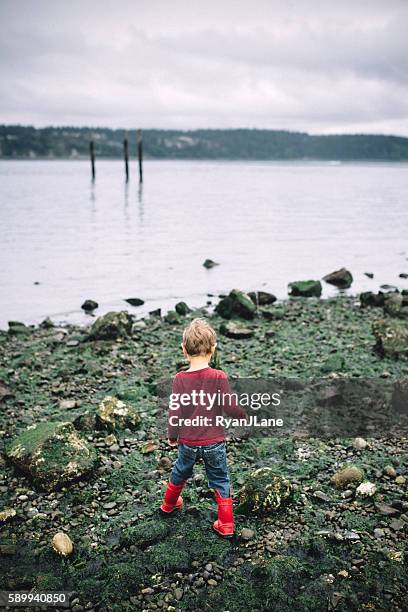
top-left (160, 318), bottom-right (246, 537)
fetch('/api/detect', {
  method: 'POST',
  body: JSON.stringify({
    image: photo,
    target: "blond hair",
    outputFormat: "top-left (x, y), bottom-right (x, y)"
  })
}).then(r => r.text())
top-left (182, 318), bottom-right (217, 356)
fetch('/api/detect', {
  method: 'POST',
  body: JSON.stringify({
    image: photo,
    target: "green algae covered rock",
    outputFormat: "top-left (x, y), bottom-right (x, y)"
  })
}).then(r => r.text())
top-left (372, 319), bottom-right (408, 359)
top-left (288, 280), bottom-right (322, 298)
top-left (121, 520), bottom-right (171, 548)
top-left (216, 289), bottom-right (256, 320)
top-left (238, 467), bottom-right (292, 515)
top-left (89, 311), bottom-right (133, 340)
top-left (5, 421), bottom-right (98, 491)
top-left (97, 396), bottom-right (141, 431)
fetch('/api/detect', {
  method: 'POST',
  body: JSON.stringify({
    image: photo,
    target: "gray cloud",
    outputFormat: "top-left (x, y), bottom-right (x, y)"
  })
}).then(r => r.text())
top-left (1, 0), bottom-right (408, 134)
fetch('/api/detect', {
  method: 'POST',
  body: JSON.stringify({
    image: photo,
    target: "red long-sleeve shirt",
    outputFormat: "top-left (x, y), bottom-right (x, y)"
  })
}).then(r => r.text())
top-left (167, 367), bottom-right (246, 445)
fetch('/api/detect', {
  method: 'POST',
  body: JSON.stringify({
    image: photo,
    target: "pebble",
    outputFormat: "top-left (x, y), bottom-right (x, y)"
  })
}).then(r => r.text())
top-left (241, 528), bottom-right (255, 540)
top-left (207, 579), bottom-right (218, 587)
top-left (374, 528), bottom-right (385, 539)
top-left (395, 475), bottom-right (406, 485)
top-left (383, 465), bottom-right (397, 478)
top-left (352, 437), bottom-right (367, 450)
top-left (174, 588), bottom-right (183, 601)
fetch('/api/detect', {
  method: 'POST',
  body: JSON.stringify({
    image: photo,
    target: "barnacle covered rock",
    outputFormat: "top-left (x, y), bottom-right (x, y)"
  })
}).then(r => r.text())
top-left (97, 396), bottom-right (141, 431)
top-left (238, 467), bottom-right (292, 515)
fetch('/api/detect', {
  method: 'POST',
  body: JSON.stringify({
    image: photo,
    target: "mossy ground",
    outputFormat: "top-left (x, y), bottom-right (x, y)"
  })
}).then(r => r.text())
top-left (0, 296), bottom-right (407, 610)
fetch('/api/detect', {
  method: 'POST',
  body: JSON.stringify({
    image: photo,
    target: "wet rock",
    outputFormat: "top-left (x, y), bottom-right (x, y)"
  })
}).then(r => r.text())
top-left (238, 467), bottom-right (291, 515)
top-left (59, 399), bottom-right (77, 410)
top-left (121, 520), bottom-right (170, 547)
top-left (203, 259), bottom-right (219, 269)
top-left (383, 465), bottom-right (397, 478)
top-left (248, 291), bottom-right (277, 306)
top-left (260, 306), bottom-right (285, 320)
top-left (320, 354), bottom-right (344, 373)
top-left (164, 310), bottom-right (180, 324)
top-left (215, 289), bottom-right (256, 320)
top-left (149, 308), bottom-right (162, 317)
top-left (8, 321), bottom-right (30, 335)
top-left (40, 317), bottom-right (54, 328)
top-left (389, 518), bottom-right (404, 531)
top-left (125, 298), bottom-right (144, 307)
top-left (356, 482), bottom-right (376, 497)
top-left (81, 299), bottom-right (98, 312)
top-left (220, 322), bottom-right (254, 339)
top-left (0, 508), bottom-right (16, 523)
top-left (352, 437), bottom-right (367, 451)
top-left (5, 422), bottom-right (97, 491)
top-left (89, 311), bottom-right (133, 340)
top-left (175, 301), bottom-right (192, 316)
top-left (52, 532), bottom-right (73, 556)
top-left (0, 382), bottom-right (11, 402)
top-left (374, 502), bottom-right (400, 516)
top-left (372, 319), bottom-right (408, 359)
top-left (323, 268), bottom-right (353, 289)
top-left (331, 466), bottom-right (364, 489)
top-left (97, 396), bottom-right (141, 431)
top-left (240, 527), bottom-right (255, 540)
top-left (288, 280), bottom-right (322, 298)
top-left (360, 291), bottom-right (385, 308)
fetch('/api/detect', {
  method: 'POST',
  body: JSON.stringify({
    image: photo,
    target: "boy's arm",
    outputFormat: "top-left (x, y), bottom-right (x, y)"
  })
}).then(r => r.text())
top-left (167, 375), bottom-right (181, 444)
top-left (220, 375), bottom-right (246, 419)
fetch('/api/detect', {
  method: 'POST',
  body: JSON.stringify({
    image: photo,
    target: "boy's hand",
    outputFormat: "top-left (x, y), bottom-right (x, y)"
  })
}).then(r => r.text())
top-left (167, 439), bottom-right (177, 447)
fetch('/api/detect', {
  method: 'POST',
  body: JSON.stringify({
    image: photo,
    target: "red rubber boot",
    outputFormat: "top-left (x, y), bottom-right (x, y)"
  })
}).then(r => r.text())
top-left (160, 480), bottom-right (185, 514)
top-left (213, 489), bottom-right (234, 537)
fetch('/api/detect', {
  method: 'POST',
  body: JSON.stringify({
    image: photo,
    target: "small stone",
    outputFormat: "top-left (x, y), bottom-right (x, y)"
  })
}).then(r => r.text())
top-left (220, 322), bottom-right (254, 339)
top-left (174, 588), bottom-right (183, 601)
top-left (337, 569), bottom-right (349, 578)
top-left (374, 528), bottom-right (385, 539)
top-left (383, 465), bottom-right (397, 478)
top-left (0, 508), bottom-right (16, 523)
top-left (389, 518), bottom-right (404, 531)
top-left (203, 259), bottom-right (219, 269)
top-left (313, 490), bottom-right (331, 502)
top-left (205, 563), bottom-right (213, 572)
top-left (352, 437), bottom-right (367, 451)
top-left (52, 532), bottom-right (73, 556)
top-left (240, 528), bottom-right (255, 540)
top-left (59, 399), bottom-right (77, 410)
top-left (356, 482), bottom-right (376, 498)
top-left (374, 502), bottom-right (400, 516)
top-left (207, 579), bottom-right (218, 587)
top-left (81, 299), bottom-right (98, 312)
top-left (125, 298), bottom-right (144, 307)
top-left (395, 475), bottom-right (406, 485)
top-left (104, 434), bottom-right (117, 446)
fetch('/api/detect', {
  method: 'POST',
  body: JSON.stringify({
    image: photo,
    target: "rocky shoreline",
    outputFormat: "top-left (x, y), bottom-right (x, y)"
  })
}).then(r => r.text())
top-left (0, 289), bottom-right (407, 611)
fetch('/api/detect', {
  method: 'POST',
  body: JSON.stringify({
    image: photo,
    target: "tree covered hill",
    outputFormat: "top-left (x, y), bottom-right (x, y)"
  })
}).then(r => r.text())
top-left (1, 125), bottom-right (408, 160)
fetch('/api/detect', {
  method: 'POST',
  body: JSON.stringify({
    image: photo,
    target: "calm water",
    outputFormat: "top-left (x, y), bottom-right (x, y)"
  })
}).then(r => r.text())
top-left (0, 160), bottom-right (407, 329)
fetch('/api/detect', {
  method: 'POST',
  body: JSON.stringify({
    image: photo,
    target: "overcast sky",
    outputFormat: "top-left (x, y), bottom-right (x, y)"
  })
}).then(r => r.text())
top-left (1, 0), bottom-right (408, 135)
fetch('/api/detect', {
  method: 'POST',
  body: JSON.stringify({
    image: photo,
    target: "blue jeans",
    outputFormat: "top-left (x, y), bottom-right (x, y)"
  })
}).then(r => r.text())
top-left (170, 441), bottom-right (231, 498)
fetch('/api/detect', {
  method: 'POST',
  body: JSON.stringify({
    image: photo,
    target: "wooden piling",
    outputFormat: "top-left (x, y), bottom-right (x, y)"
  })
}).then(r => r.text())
top-left (123, 133), bottom-right (129, 182)
top-left (90, 140), bottom-right (95, 181)
top-left (137, 129), bottom-right (143, 183)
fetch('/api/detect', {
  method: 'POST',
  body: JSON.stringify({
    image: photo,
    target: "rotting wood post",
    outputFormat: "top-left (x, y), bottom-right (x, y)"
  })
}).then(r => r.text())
top-left (90, 140), bottom-right (95, 181)
top-left (124, 132), bottom-right (129, 182)
top-left (137, 129), bottom-right (143, 183)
